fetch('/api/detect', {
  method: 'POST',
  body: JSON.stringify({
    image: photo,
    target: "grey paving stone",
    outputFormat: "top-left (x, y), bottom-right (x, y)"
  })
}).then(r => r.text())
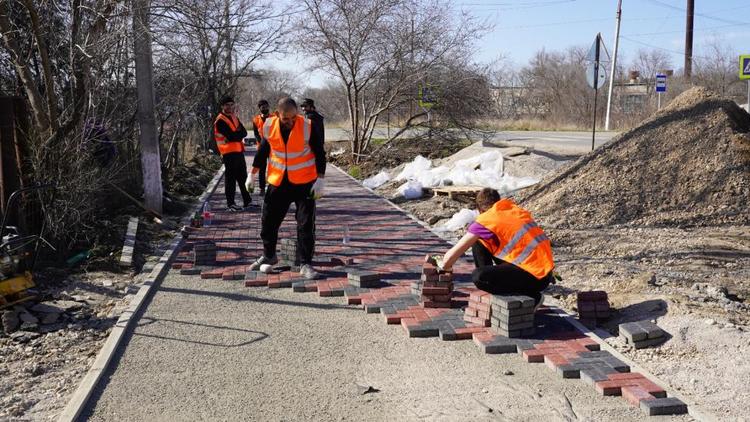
top-left (639, 397), bottom-right (688, 416)
top-left (632, 336), bottom-right (667, 349)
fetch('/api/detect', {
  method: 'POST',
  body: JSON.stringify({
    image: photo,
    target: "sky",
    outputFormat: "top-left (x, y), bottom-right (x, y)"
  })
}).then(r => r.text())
top-left (260, 0), bottom-right (750, 89)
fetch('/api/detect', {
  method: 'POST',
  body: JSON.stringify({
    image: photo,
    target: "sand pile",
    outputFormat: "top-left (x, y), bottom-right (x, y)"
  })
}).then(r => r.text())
top-left (522, 87), bottom-right (750, 228)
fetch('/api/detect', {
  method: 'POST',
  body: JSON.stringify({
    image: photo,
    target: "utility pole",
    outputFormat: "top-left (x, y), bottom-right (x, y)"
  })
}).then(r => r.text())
top-left (605, 0), bottom-right (622, 131)
top-left (133, 0), bottom-right (163, 213)
top-left (684, 0), bottom-right (694, 80)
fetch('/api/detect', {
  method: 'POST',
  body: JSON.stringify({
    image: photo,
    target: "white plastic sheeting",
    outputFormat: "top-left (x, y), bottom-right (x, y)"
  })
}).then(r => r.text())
top-left (435, 208), bottom-right (480, 232)
top-left (362, 171), bottom-right (390, 189)
top-left (397, 180), bottom-right (424, 199)
top-left (393, 152), bottom-right (538, 194)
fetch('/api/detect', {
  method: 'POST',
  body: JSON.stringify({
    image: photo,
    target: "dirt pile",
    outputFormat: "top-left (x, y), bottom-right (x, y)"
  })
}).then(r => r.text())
top-left (522, 87), bottom-right (750, 228)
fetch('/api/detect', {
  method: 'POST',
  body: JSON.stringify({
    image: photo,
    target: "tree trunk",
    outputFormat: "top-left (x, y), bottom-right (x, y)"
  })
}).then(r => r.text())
top-left (133, 0), bottom-right (163, 213)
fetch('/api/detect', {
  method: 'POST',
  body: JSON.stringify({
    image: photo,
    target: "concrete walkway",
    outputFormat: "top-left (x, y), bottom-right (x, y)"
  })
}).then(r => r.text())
top-left (81, 156), bottom-right (688, 421)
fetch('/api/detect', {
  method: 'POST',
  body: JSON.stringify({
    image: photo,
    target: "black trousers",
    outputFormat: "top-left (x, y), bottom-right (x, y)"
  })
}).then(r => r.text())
top-left (261, 179), bottom-right (315, 264)
top-left (254, 143), bottom-right (266, 191)
top-left (471, 242), bottom-right (551, 304)
top-left (222, 152), bottom-right (251, 207)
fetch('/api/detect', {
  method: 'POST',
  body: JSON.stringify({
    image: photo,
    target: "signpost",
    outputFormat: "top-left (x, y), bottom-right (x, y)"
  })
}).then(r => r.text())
top-left (419, 84), bottom-right (437, 140)
top-left (586, 33), bottom-right (610, 151)
top-left (741, 55), bottom-right (750, 111)
top-left (655, 73), bottom-right (667, 110)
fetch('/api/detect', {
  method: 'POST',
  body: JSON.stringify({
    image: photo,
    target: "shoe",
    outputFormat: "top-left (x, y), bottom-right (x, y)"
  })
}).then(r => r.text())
top-left (227, 204), bottom-right (242, 212)
top-left (299, 264), bottom-right (321, 280)
top-left (242, 203), bottom-right (258, 211)
top-left (249, 255), bottom-right (278, 271)
top-left (534, 294), bottom-right (545, 313)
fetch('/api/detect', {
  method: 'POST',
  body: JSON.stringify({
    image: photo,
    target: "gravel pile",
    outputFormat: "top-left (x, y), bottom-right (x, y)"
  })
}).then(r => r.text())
top-left (522, 87), bottom-right (750, 228)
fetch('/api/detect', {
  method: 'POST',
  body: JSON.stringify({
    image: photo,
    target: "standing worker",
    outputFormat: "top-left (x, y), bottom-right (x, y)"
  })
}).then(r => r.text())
top-left (300, 98), bottom-right (324, 145)
top-left (252, 100), bottom-right (275, 195)
top-left (249, 97), bottom-right (326, 280)
top-left (214, 95), bottom-right (253, 211)
top-left (435, 188), bottom-right (555, 305)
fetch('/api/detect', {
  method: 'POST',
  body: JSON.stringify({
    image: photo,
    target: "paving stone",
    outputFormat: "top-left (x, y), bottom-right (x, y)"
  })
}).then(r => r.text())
top-left (639, 397), bottom-right (688, 416)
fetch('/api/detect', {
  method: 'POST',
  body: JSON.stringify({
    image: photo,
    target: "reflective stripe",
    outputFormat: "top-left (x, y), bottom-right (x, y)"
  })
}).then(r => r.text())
top-left (267, 159), bottom-right (285, 171)
top-left (496, 222), bottom-right (538, 259)
top-left (275, 146), bottom-right (312, 159)
top-left (263, 119), bottom-right (273, 140)
top-left (511, 233), bottom-right (549, 266)
top-left (285, 157), bottom-right (316, 171)
top-left (303, 119), bottom-right (310, 142)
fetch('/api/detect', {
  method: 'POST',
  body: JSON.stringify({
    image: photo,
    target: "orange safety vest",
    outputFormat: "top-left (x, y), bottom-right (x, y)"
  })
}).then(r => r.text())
top-left (474, 199), bottom-right (554, 280)
top-left (253, 112), bottom-right (276, 145)
top-left (213, 113), bottom-right (245, 156)
top-left (262, 115), bottom-right (317, 186)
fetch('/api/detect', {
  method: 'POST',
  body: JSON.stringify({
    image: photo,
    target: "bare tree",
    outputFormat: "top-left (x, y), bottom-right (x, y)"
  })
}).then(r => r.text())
top-left (694, 38), bottom-right (746, 100)
top-left (299, 0), bottom-right (488, 162)
top-left (631, 48), bottom-right (673, 91)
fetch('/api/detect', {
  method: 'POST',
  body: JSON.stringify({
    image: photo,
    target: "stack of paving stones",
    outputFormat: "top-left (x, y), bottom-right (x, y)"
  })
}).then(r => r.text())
top-left (491, 295), bottom-right (535, 338)
top-left (619, 321), bottom-right (667, 349)
top-left (411, 256), bottom-right (453, 308)
top-left (347, 269), bottom-right (381, 288)
top-left (278, 238), bottom-right (298, 266)
top-left (192, 241), bottom-right (216, 266)
top-left (577, 290), bottom-right (611, 322)
top-left (464, 290), bottom-right (492, 327)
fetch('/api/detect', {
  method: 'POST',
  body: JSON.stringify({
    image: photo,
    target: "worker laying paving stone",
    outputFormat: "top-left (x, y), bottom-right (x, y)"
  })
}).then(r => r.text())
top-left (82, 157), bottom-right (690, 420)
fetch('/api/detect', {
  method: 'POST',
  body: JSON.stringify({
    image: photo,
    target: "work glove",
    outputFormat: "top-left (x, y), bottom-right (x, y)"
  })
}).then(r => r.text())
top-left (245, 172), bottom-right (255, 193)
top-left (310, 177), bottom-right (326, 200)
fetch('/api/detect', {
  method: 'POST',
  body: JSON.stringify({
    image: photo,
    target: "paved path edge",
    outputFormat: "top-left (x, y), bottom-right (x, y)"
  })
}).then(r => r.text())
top-left (57, 165), bottom-right (226, 422)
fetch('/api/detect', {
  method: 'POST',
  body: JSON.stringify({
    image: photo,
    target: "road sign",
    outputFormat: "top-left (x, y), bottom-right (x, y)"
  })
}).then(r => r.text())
top-left (655, 74), bottom-right (667, 92)
top-left (740, 55), bottom-right (750, 80)
top-left (586, 34), bottom-right (610, 90)
top-left (418, 85), bottom-right (437, 108)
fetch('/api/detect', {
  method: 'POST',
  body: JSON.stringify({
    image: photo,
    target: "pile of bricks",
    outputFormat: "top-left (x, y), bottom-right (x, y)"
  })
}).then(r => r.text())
top-left (411, 256), bottom-right (453, 308)
top-left (193, 241), bottom-right (216, 266)
top-left (491, 295), bottom-right (536, 338)
top-left (347, 269), bottom-right (381, 288)
top-left (278, 238), bottom-right (298, 266)
top-left (619, 321), bottom-right (666, 349)
top-left (577, 291), bottom-right (611, 322)
top-left (464, 290), bottom-right (492, 327)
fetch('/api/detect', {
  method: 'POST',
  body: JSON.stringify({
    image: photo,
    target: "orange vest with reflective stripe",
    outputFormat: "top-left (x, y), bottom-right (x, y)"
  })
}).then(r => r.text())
top-left (253, 112), bottom-right (276, 145)
top-left (214, 113), bottom-right (245, 155)
top-left (263, 115), bottom-right (317, 186)
top-left (474, 199), bottom-right (554, 279)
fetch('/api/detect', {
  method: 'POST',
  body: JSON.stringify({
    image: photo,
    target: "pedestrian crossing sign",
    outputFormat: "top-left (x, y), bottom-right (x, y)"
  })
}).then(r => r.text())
top-left (741, 55), bottom-right (750, 80)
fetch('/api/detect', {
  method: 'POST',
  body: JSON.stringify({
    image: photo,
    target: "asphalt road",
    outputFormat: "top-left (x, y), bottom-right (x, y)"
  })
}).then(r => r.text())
top-left (327, 128), bottom-right (619, 155)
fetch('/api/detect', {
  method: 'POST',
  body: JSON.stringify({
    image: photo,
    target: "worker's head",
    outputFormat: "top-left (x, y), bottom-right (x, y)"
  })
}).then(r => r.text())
top-left (257, 100), bottom-right (270, 115)
top-left (277, 97), bottom-right (298, 129)
top-left (476, 188), bottom-right (501, 213)
top-left (300, 98), bottom-right (316, 113)
top-left (220, 95), bottom-right (235, 114)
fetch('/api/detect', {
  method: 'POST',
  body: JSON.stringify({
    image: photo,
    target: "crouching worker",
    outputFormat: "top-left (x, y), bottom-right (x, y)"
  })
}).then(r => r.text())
top-left (437, 188), bottom-right (555, 305)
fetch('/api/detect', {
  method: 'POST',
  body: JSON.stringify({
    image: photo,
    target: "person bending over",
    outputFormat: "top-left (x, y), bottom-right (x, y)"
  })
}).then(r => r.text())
top-left (438, 188), bottom-right (555, 304)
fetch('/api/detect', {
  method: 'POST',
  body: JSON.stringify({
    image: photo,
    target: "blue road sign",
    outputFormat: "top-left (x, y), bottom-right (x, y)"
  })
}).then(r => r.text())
top-left (740, 55), bottom-right (750, 80)
top-left (655, 74), bottom-right (667, 93)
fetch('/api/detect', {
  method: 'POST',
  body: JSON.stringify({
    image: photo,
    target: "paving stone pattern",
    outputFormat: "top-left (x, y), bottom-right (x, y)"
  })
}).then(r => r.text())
top-left (168, 159), bottom-right (687, 417)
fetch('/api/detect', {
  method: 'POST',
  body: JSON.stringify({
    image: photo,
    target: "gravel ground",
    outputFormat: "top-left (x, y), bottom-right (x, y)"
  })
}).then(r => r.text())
top-left (81, 272), bottom-right (689, 422)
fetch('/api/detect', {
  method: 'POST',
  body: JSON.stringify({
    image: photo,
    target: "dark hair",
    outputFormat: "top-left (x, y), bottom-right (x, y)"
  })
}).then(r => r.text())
top-left (277, 97), bottom-right (297, 111)
top-left (220, 95), bottom-right (234, 105)
top-left (257, 99), bottom-right (269, 107)
top-left (476, 188), bottom-right (500, 212)
top-left (301, 98), bottom-right (315, 108)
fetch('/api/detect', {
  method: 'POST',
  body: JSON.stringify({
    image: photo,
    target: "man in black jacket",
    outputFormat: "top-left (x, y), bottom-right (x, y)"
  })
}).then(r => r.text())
top-left (214, 95), bottom-right (253, 211)
top-left (300, 98), bottom-right (325, 145)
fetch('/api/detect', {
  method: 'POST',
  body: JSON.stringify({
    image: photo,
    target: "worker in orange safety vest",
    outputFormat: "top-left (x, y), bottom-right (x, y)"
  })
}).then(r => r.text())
top-left (436, 188), bottom-right (556, 305)
top-left (248, 97), bottom-right (326, 280)
top-left (214, 95), bottom-right (254, 211)
top-left (251, 99), bottom-right (276, 195)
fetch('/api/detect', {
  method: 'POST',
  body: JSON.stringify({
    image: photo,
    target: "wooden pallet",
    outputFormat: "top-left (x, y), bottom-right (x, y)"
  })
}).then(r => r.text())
top-left (431, 186), bottom-right (484, 199)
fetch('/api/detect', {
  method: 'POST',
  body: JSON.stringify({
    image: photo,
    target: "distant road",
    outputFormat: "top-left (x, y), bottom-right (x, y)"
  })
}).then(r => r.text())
top-left (327, 128), bottom-right (620, 155)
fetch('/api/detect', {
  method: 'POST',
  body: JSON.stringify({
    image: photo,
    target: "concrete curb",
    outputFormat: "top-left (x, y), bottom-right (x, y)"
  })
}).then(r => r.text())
top-left (57, 165), bottom-right (225, 422)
